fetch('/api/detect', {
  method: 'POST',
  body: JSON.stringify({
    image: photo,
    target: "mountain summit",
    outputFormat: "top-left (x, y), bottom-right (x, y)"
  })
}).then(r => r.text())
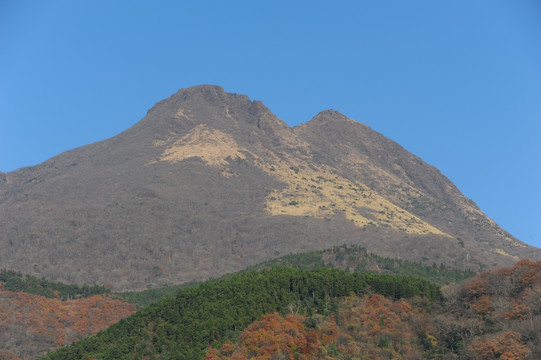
top-left (1, 86), bottom-right (538, 290)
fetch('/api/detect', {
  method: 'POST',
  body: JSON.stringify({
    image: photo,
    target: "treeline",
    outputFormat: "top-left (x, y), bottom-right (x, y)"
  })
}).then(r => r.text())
top-left (249, 244), bottom-right (476, 285)
top-left (42, 267), bottom-right (440, 360)
top-left (0, 269), bottom-right (110, 300)
top-left (117, 281), bottom-right (199, 309)
top-left (118, 245), bottom-right (473, 311)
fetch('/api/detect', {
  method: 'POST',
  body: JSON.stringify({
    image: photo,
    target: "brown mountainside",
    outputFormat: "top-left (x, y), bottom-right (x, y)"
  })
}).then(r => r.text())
top-left (0, 85), bottom-right (538, 290)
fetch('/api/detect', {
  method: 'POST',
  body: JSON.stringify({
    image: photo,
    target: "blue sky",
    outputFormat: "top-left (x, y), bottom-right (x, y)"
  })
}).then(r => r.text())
top-left (1, 1), bottom-right (540, 249)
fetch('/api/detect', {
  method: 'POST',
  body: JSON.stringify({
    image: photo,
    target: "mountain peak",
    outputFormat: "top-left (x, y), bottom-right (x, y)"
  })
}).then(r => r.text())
top-left (146, 84), bottom-right (250, 116)
top-left (299, 110), bottom-right (367, 133)
top-left (133, 85), bottom-right (288, 140)
top-left (179, 84), bottom-right (225, 93)
top-left (171, 84), bottom-right (232, 103)
top-left (295, 109), bottom-right (370, 143)
top-left (313, 109), bottom-right (348, 119)
top-left (120, 86), bottom-right (297, 165)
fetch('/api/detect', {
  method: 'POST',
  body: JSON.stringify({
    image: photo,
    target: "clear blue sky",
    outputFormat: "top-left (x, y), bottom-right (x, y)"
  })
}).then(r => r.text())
top-left (1, 1), bottom-right (540, 249)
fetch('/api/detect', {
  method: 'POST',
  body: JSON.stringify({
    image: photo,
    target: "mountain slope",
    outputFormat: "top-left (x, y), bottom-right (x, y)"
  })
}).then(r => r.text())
top-left (294, 110), bottom-right (525, 262)
top-left (0, 85), bottom-right (538, 290)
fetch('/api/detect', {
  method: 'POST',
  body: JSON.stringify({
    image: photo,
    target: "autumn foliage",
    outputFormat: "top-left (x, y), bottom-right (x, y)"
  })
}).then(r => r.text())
top-left (332, 294), bottom-right (427, 359)
top-left (40, 261), bottom-right (541, 360)
top-left (469, 331), bottom-right (531, 360)
top-left (205, 313), bottom-right (328, 360)
top-left (0, 284), bottom-right (136, 360)
top-left (205, 294), bottom-right (429, 360)
top-left (206, 260), bottom-right (541, 360)
top-left (439, 259), bottom-right (541, 359)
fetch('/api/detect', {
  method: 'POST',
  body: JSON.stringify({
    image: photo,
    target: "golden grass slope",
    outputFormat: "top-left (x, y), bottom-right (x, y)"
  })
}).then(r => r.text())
top-left (261, 160), bottom-right (448, 236)
top-left (155, 124), bottom-right (248, 166)
top-left (153, 123), bottom-right (448, 236)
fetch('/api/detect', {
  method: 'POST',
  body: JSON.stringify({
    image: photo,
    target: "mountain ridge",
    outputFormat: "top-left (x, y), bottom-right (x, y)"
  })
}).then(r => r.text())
top-left (1, 85), bottom-right (538, 291)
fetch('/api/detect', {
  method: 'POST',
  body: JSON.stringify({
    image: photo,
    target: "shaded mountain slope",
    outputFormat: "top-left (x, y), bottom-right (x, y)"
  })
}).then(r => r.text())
top-left (0, 85), bottom-right (538, 290)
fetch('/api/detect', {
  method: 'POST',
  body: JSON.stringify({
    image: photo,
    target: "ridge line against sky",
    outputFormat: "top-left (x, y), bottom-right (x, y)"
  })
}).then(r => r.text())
top-left (1, 1), bottom-right (540, 248)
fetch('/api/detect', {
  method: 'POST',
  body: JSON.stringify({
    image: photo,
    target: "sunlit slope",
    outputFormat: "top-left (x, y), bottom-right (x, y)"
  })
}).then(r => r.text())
top-left (153, 123), bottom-right (447, 236)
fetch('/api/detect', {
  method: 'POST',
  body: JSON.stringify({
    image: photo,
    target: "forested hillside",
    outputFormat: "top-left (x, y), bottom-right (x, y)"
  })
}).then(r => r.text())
top-left (0, 247), bottom-right (473, 359)
top-left (4, 251), bottom-right (536, 359)
top-left (0, 269), bottom-right (110, 300)
top-left (204, 260), bottom-right (541, 359)
top-left (42, 267), bottom-right (439, 360)
top-left (0, 285), bottom-right (135, 360)
top-left (205, 295), bottom-right (433, 360)
top-left (117, 245), bottom-right (474, 310)
top-left (436, 259), bottom-right (541, 359)
top-left (116, 281), bottom-right (198, 310)
top-left (42, 260), bottom-right (541, 359)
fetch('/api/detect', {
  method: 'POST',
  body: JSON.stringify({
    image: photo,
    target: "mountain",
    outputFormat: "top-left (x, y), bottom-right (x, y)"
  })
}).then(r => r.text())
top-left (0, 85), bottom-right (538, 290)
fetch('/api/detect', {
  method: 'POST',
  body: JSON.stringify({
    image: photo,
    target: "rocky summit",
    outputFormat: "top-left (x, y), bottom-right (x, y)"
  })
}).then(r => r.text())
top-left (1, 85), bottom-right (538, 290)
